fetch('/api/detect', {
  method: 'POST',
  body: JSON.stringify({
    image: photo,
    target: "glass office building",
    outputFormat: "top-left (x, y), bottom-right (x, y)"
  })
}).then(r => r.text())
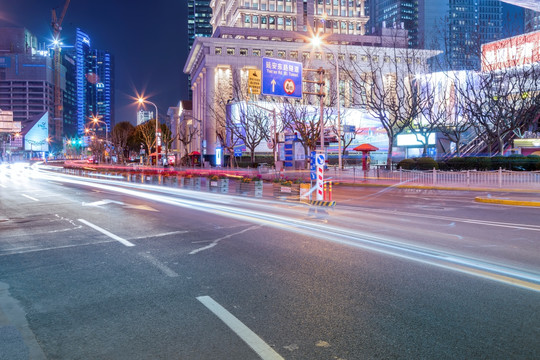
top-left (73, 29), bottom-right (114, 136)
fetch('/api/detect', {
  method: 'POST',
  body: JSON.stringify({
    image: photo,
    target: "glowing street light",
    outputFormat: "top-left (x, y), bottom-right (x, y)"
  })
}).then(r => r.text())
top-left (90, 115), bottom-right (108, 144)
top-left (138, 97), bottom-right (160, 166)
top-left (311, 34), bottom-right (343, 169)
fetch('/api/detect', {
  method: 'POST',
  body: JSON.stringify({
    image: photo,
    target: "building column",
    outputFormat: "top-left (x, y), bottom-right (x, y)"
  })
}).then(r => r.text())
top-left (203, 67), bottom-right (217, 160)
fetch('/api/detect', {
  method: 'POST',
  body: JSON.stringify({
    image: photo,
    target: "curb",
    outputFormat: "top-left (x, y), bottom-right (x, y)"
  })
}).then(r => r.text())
top-left (474, 197), bottom-right (540, 207)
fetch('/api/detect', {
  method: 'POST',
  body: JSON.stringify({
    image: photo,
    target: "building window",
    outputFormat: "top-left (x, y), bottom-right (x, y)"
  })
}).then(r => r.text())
top-left (290, 51), bottom-right (298, 59)
top-left (303, 52), bottom-right (310, 60)
top-left (265, 49), bottom-right (274, 57)
top-left (253, 15), bottom-right (259, 24)
top-left (349, 54), bottom-right (357, 61)
top-left (326, 53), bottom-right (334, 61)
top-left (240, 48), bottom-right (248, 56)
top-left (278, 50), bottom-right (286, 58)
top-left (215, 47), bottom-right (222, 55)
top-left (245, 15), bottom-right (250, 23)
top-left (315, 52), bottom-right (322, 60)
top-left (227, 48), bottom-right (235, 55)
top-left (253, 49), bottom-right (261, 56)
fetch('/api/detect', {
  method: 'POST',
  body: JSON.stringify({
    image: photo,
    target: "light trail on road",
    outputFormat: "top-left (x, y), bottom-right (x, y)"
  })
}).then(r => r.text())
top-left (29, 167), bottom-right (540, 293)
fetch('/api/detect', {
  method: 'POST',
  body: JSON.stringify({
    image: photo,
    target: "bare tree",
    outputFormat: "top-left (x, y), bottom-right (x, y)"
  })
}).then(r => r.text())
top-left (448, 58), bottom-right (540, 156)
top-left (279, 97), bottom-right (334, 167)
top-left (111, 121), bottom-right (135, 163)
top-left (160, 121), bottom-right (175, 165)
top-left (88, 137), bottom-right (106, 163)
top-left (212, 68), bottom-right (271, 166)
top-left (407, 73), bottom-right (444, 156)
top-left (427, 13), bottom-right (540, 157)
top-left (342, 44), bottom-right (431, 168)
top-left (177, 116), bottom-right (200, 165)
top-left (134, 119), bottom-right (156, 165)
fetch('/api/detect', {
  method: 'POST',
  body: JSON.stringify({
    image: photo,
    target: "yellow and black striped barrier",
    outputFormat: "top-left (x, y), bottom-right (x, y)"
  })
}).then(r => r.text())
top-left (308, 200), bottom-right (336, 207)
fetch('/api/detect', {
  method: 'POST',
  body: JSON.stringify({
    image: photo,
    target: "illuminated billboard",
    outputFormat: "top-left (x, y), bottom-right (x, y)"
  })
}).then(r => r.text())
top-left (482, 30), bottom-right (540, 72)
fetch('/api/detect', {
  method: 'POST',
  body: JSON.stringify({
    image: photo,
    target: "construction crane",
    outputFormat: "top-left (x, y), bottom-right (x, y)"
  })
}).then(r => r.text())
top-left (51, 0), bottom-right (71, 143)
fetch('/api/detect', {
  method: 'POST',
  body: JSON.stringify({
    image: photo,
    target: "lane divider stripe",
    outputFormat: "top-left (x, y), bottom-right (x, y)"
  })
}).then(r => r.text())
top-left (197, 296), bottom-right (284, 360)
top-left (22, 194), bottom-right (39, 201)
top-left (78, 219), bottom-right (135, 247)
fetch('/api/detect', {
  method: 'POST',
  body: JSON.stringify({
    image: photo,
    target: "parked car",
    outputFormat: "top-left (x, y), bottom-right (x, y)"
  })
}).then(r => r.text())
top-left (87, 157), bottom-right (98, 164)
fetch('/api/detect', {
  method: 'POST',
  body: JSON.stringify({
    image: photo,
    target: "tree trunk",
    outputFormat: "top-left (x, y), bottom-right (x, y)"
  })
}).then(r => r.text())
top-left (386, 137), bottom-right (394, 170)
top-left (250, 148), bottom-right (256, 166)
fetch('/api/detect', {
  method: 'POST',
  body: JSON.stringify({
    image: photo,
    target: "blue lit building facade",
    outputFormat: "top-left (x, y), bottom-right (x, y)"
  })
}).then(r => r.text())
top-left (73, 28), bottom-right (114, 136)
top-left (92, 50), bottom-right (114, 137)
top-left (74, 29), bottom-right (91, 135)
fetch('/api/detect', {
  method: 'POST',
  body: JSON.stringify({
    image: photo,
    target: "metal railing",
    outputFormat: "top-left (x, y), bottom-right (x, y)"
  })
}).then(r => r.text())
top-left (325, 167), bottom-right (540, 189)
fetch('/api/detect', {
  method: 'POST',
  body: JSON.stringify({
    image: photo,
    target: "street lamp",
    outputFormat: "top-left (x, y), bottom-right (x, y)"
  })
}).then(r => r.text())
top-left (311, 34), bottom-right (343, 169)
top-left (138, 97), bottom-right (159, 166)
top-left (91, 115), bottom-right (109, 144)
top-left (89, 115), bottom-right (109, 163)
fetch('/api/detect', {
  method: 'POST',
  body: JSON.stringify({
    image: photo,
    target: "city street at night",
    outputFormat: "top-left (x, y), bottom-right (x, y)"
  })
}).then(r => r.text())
top-left (1, 165), bottom-right (538, 359)
top-left (3, 0), bottom-right (540, 359)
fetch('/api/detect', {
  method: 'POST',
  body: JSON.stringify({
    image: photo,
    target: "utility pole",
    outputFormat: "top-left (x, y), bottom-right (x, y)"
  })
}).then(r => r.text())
top-left (303, 67), bottom-right (326, 152)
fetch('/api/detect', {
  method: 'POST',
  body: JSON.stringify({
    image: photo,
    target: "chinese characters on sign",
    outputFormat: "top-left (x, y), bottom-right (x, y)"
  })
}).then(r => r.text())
top-left (482, 30), bottom-right (540, 71)
top-left (262, 57), bottom-right (303, 98)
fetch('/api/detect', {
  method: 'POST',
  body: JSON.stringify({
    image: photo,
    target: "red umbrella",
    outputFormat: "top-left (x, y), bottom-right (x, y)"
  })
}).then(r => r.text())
top-left (353, 143), bottom-right (379, 152)
top-left (189, 151), bottom-right (201, 156)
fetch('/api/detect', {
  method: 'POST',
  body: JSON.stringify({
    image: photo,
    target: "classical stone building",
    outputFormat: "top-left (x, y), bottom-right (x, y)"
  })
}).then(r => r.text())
top-left (183, 0), bottom-right (437, 165)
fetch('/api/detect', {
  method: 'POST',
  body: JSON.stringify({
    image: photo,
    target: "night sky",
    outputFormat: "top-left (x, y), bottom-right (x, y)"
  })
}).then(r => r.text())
top-left (0, 0), bottom-right (190, 125)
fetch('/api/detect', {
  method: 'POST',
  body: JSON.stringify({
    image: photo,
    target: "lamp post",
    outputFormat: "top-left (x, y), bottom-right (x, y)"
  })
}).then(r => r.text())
top-left (90, 115), bottom-right (109, 163)
top-left (311, 35), bottom-right (343, 169)
top-left (91, 116), bottom-right (109, 144)
top-left (138, 97), bottom-right (159, 166)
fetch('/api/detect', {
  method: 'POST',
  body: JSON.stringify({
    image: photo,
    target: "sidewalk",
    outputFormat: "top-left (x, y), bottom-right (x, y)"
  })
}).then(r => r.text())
top-left (331, 176), bottom-right (540, 208)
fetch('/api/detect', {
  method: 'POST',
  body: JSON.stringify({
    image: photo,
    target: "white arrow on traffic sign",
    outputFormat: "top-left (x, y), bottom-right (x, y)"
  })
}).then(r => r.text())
top-left (271, 79), bottom-right (276, 92)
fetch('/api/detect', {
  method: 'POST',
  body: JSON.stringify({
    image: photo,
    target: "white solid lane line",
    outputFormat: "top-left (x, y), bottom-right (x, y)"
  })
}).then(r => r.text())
top-left (196, 296), bottom-right (284, 360)
top-left (22, 194), bottom-right (39, 201)
top-left (78, 219), bottom-right (135, 247)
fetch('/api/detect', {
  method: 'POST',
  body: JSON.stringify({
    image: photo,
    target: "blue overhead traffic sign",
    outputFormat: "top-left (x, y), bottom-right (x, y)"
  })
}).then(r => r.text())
top-left (262, 57), bottom-right (303, 98)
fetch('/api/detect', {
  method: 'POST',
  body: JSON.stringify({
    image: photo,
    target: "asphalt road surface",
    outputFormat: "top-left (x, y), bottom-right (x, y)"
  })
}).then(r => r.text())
top-left (1, 163), bottom-right (539, 359)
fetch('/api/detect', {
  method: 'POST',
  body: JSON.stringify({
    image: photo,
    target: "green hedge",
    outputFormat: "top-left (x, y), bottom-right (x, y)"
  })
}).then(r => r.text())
top-left (397, 157), bottom-right (438, 170)
top-left (396, 158), bottom-right (415, 170)
top-left (439, 155), bottom-right (540, 171)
